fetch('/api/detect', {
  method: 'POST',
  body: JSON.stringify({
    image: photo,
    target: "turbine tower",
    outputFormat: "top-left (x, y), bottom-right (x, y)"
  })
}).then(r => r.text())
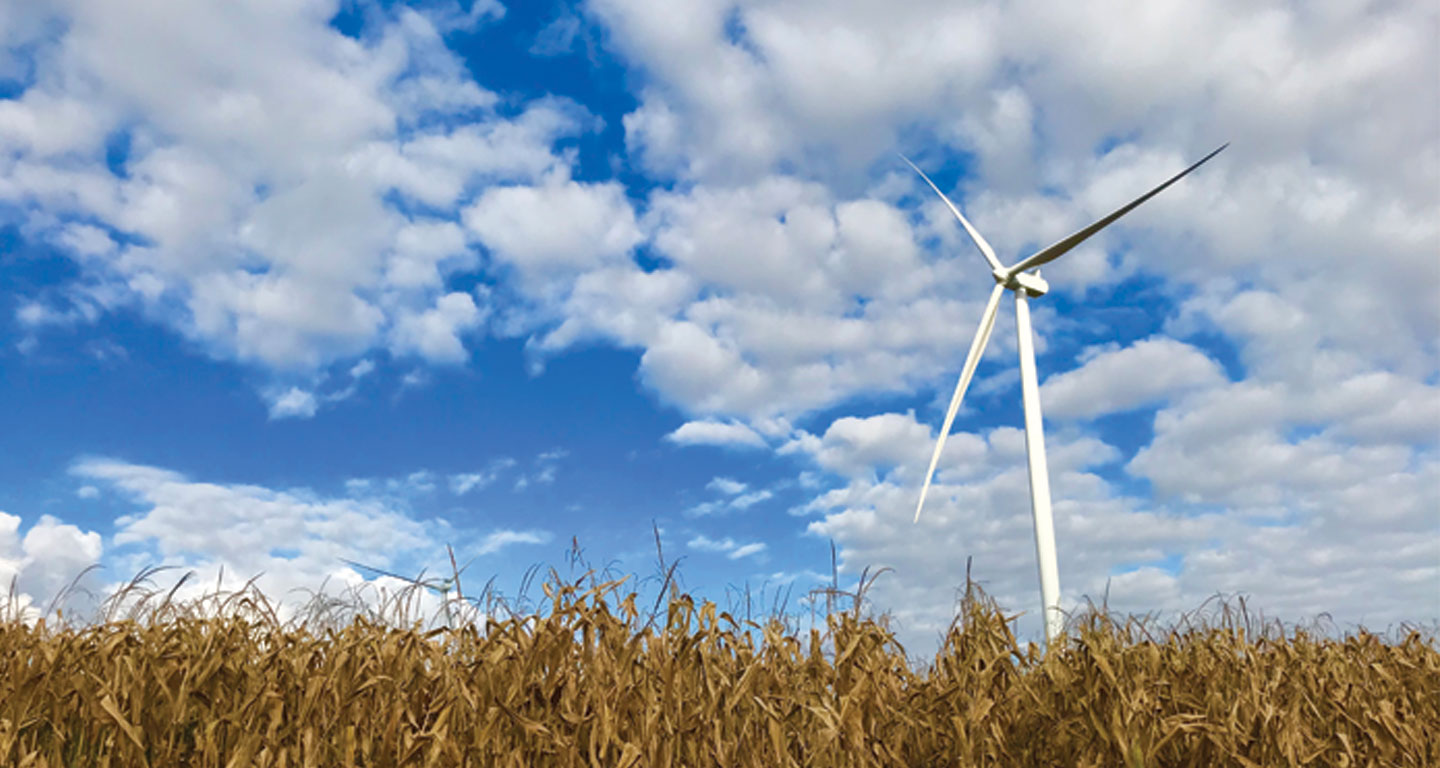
top-left (907, 144), bottom-right (1227, 646)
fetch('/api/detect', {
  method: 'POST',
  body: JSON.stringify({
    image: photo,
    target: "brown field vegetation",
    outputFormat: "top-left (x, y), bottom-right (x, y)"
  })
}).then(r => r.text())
top-left (1, 570), bottom-right (1435, 767)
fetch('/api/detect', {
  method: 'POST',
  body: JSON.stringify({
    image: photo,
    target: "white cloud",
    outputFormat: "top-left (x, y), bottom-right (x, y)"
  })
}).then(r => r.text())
top-left (591, 0), bottom-right (1003, 180)
top-left (476, 529), bottom-right (551, 555)
top-left (0, 512), bottom-right (104, 622)
top-left (509, 171), bottom-right (994, 421)
top-left (730, 490), bottom-right (773, 510)
top-left (349, 359), bottom-right (376, 379)
top-left (549, 0), bottom-right (1439, 654)
top-left (68, 457), bottom-right (448, 620)
top-left (686, 534), bottom-right (768, 560)
top-left (15, 296), bottom-right (102, 329)
top-left (687, 482), bottom-right (773, 517)
top-left (707, 477), bottom-right (747, 495)
top-left (463, 173), bottom-right (643, 276)
top-left (398, 471), bottom-right (437, 495)
top-left (1128, 378), bottom-right (1440, 511)
top-left (266, 387), bottom-right (318, 420)
top-left (419, 0), bottom-right (506, 34)
top-left (0, 1), bottom-right (595, 405)
top-left (781, 412), bottom-right (937, 481)
top-left (385, 220), bottom-right (469, 290)
top-left (546, 0), bottom-right (1437, 428)
top-left (684, 534), bottom-right (730, 553)
top-left (764, 343), bottom-right (1439, 645)
top-left (685, 501), bottom-right (721, 517)
top-left (40, 456), bottom-right (548, 624)
top-left (450, 473), bottom-right (491, 495)
top-left (450, 457), bottom-right (517, 495)
top-left (510, 448), bottom-right (567, 491)
top-left (1041, 337), bottom-right (1228, 420)
top-left (728, 542), bottom-right (767, 560)
top-left (665, 420), bottom-right (767, 449)
top-left (389, 290), bottom-right (486, 364)
top-left (530, 13), bottom-right (582, 57)
top-left (531, 264), bottom-right (696, 352)
top-left (344, 470), bottom-right (445, 497)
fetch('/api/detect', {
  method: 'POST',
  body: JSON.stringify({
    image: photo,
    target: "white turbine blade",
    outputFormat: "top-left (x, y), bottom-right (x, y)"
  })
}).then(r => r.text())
top-left (915, 284), bottom-right (1007, 523)
top-left (1006, 143), bottom-right (1228, 276)
top-left (901, 154), bottom-right (1004, 272)
top-left (342, 558), bottom-right (439, 592)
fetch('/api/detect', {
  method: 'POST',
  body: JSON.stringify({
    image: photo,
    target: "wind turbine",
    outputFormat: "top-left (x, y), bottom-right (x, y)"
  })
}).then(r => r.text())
top-left (342, 545), bottom-right (473, 626)
top-left (907, 144), bottom-right (1227, 646)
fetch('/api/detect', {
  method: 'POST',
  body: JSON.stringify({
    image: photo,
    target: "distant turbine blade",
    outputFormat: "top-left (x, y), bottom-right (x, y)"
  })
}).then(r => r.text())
top-left (342, 558), bottom-right (434, 590)
top-left (901, 154), bottom-right (1004, 272)
top-left (915, 283), bottom-right (1007, 523)
top-left (1006, 143), bottom-right (1228, 276)
top-left (341, 558), bottom-right (404, 581)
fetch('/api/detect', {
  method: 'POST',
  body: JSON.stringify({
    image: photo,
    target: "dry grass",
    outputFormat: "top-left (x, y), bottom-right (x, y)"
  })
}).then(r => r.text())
top-left (0, 566), bottom-right (1434, 767)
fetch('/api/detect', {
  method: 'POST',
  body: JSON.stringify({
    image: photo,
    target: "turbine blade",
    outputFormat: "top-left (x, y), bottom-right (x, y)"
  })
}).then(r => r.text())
top-left (342, 558), bottom-right (433, 589)
top-left (341, 559), bottom-right (408, 582)
top-left (915, 284), bottom-right (1007, 523)
top-left (901, 154), bottom-right (1004, 272)
top-left (1007, 143), bottom-right (1228, 276)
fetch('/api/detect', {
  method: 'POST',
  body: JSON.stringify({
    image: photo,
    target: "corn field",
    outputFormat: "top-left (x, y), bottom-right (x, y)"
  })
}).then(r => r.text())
top-left (1, 573), bottom-right (1435, 767)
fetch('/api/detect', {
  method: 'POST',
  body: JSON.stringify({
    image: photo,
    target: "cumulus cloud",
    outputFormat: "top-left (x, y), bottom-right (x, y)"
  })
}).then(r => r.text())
top-left (558, 0), bottom-right (1437, 422)
top-left (1041, 337), bottom-right (1228, 420)
top-left (781, 412), bottom-right (945, 483)
top-left (60, 458), bottom-right (472, 618)
top-left (665, 420), bottom-right (767, 449)
top-left (463, 174), bottom-right (643, 277)
top-left (505, 170), bottom-right (992, 420)
top-left (561, 0), bottom-right (1438, 653)
top-left (0, 512), bottom-right (104, 622)
top-left (797, 410), bottom-right (1437, 649)
top-left (16, 455), bottom-right (553, 624)
top-left (389, 290), bottom-right (486, 363)
top-left (1129, 378), bottom-right (1440, 511)
top-left (592, 0), bottom-right (1003, 180)
top-left (75, 457), bottom-right (432, 559)
top-left (0, 1), bottom-right (591, 407)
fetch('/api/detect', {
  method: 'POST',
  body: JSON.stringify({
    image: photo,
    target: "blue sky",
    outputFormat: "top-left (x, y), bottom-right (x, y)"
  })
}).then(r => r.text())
top-left (1, 0), bottom-right (1436, 652)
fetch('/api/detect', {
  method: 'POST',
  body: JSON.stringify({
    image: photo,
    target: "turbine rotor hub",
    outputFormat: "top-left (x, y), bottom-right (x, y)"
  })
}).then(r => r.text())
top-left (994, 268), bottom-right (1049, 297)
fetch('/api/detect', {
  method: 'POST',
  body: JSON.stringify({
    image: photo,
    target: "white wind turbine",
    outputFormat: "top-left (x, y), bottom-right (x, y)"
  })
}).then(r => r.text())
top-left (907, 144), bottom-right (1227, 646)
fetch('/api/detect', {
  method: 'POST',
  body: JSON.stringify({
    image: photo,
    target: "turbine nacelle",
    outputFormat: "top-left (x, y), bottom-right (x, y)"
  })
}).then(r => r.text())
top-left (996, 268), bottom-right (1049, 297)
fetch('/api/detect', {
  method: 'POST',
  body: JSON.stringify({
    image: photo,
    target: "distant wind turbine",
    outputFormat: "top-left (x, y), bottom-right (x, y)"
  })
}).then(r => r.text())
top-left (906, 144), bottom-right (1227, 646)
top-left (342, 545), bottom-right (473, 625)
